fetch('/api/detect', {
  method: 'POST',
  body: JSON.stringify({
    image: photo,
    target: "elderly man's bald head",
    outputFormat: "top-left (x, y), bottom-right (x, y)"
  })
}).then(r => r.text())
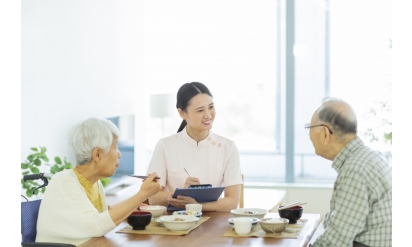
top-left (314, 98), bottom-right (357, 139)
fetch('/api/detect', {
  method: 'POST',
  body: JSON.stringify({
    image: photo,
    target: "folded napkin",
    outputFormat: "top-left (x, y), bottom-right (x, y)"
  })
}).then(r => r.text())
top-left (117, 216), bottom-right (210, 236)
top-left (223, 218), bottom-right (307, 238)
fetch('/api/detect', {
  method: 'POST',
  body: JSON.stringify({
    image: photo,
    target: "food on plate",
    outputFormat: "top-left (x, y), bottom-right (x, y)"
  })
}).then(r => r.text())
top-left (173, 218), bottom-right (185, 221)
top-left (172, 210), bottom-right (202, 217)
top-left (244, 210), bottom-right (256, 214)
top-left (181, 211), bottom-right (197, 215)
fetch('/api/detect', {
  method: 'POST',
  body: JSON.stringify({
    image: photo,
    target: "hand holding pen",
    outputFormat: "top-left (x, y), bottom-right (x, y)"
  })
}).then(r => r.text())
top-left (184, 168), bottom-right (200, 188)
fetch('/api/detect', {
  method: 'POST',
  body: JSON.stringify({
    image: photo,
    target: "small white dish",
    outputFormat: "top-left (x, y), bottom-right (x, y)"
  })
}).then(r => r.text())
top-left (230, 208), bottom-right (268, 219)
top-left (233, 217), bottom-right (253, 235)
top-left (172, 210), bottom-right (202, 218)
top-left (185, 203), bottom-right (202, 212)
top-left (228, 217), bottom-right (259, 229)
top-left (159, 215), bottom-right (199, 231)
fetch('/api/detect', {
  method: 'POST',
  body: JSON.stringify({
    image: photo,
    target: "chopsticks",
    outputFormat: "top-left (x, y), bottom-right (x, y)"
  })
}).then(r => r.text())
top-left (129, 175), bottom-right (161, 180)
top-left (278, 201), bottom-right (307, 210)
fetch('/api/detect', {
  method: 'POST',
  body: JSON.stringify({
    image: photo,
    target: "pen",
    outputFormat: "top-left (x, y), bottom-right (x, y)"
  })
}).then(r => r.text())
top-left (184, 168), bottom-right (191, 177)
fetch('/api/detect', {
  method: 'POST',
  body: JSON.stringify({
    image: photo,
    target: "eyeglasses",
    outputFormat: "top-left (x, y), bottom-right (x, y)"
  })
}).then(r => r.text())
top-left (305, 123), bottom-right (333, 135)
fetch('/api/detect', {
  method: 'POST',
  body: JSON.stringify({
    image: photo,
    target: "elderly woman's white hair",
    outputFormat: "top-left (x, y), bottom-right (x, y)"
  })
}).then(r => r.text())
top-left (69, 117), bottom-right (120, 165)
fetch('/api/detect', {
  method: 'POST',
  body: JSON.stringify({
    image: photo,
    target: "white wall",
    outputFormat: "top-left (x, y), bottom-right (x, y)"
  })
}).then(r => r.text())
top-left (21, 1), bottom-right (334, 217)
top-left (282, 187), bottom-right (332, 220)
top-left (21, 1), bottom-right (147, 173)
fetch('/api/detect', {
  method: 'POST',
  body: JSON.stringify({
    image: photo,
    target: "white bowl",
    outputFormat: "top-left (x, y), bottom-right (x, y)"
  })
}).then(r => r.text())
top-left (228, 217), bottom-right (259, 229)
top-left (230, 208), bottom-right (268, 219)
top-left (139, 205), bottom-right (166, 218)
top-left (172, 210), bottom-right (202, 218)
top-left (159, 215), bottom-right (199, 231)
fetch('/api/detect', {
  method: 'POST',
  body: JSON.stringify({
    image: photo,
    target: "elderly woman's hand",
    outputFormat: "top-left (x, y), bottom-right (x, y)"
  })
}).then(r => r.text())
top-left (139, 173), bottom-right (161, 198)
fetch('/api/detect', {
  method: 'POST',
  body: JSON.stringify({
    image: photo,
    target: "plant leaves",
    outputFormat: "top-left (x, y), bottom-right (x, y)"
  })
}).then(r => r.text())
top-left (27, 154), bottom-right (34, 162)
top-left (100, 177), bottom-right (112, 187)
top-left (55, 156), bottom-right (62, 165)
top-left (50, 166), bottom-right (57, 174)
top-left (22, 146), bottom-right (75, 198)
top-left (30, 167), bottom-right (40, 174)
top-left (26, 189), bottom-right (33, 198)
top-left (22, 183), bottom-right (29, 189)
top-left (34, 158), bottom-right (41, 166)
top-left (64, 163), bottom-right (73, 169)
top-left (28, 180), bottom-right (39, 186)
top-left (40, 154), bottom-right (49, 162)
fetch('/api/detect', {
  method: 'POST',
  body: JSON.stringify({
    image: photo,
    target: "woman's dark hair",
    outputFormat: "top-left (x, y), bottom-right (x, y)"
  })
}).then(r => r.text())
top-left (176, 82), bottom-right (213, 133)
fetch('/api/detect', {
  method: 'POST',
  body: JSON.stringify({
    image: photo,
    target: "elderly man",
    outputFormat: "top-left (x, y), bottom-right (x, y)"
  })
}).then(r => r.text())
top-left (307, 98), bottom-right (392, 247)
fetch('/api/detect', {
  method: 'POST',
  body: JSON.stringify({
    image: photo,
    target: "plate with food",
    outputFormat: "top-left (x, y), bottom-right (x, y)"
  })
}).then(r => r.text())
top-left (172, 210), bottom-right (202, 218)
top-left (158, 215), bottom-right (199, 231)
top-left (230, 208), bottom-right (268, 219)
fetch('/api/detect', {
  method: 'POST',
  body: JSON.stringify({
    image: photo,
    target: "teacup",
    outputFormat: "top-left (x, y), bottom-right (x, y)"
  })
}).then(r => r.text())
top-left (233, 217), bottom-right (252, 235)
top-left (186, 203), bottom-right (202, 212)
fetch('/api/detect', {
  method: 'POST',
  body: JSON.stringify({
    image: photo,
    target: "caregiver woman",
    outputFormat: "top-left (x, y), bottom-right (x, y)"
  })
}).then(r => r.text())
top-left (146, 82), bottom-right (243, 211)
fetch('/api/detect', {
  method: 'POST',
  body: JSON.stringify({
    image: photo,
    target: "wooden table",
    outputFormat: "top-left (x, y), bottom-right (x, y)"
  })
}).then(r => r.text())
top-left (79, 212), bottom-right (321, 247)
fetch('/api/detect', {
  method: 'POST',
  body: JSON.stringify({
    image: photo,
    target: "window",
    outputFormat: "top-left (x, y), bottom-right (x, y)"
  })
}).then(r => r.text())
top-left (140, 0), bottom-right (391, 185)
top-left (142, 1), bottom-right (280, 179)
top-left (330, 0), bottom-right (392, 156)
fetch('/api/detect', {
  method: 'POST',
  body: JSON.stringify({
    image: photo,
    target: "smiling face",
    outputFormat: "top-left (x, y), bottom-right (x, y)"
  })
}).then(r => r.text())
top-left (178, 93), bottom-right (215, 134)
top-left (97, 135), bottom-right (121, 177)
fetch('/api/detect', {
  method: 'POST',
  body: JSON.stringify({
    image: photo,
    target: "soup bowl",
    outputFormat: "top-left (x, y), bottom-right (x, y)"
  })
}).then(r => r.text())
top-left (278, 206), bottom-right (303, 224)
top-left (127, 211), bottom-right (152, 230)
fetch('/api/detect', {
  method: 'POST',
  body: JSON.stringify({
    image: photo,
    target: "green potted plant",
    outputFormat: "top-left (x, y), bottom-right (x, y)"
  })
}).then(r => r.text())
top-left (21, 146), bottom-right (111, 199)
top-left (363, 101), bottom-right (392, 161)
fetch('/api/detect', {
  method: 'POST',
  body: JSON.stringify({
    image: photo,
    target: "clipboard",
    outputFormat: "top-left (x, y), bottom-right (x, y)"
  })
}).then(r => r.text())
top-left (166, 186), bottom-right (225, 211)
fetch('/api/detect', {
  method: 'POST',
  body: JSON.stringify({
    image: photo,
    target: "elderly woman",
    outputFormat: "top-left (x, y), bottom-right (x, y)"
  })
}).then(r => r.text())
top-left (36, 117), bottom-right (160, 246)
